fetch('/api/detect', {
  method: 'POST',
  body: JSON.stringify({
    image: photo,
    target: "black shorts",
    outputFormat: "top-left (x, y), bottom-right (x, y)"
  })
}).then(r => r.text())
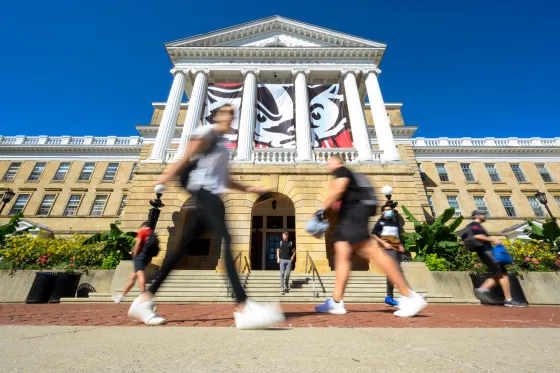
top-left (477, 247), bottom-right (507, 275)
top-left (133, 253), bottom-right (150, 272)
top-left (333, 204), bottom-right (371, 247)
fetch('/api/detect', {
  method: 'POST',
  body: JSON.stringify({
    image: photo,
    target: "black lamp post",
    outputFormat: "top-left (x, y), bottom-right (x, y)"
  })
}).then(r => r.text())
top-left (147, 191), bottom-right (165, 230)
top-left (0, 189), bottom-right (16, 215)
top-left (535, 191), bottom-right (555, 220)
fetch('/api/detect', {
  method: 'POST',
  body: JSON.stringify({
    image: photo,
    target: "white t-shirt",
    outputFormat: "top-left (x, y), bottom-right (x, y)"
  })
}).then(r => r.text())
top-left (186, 125), bottom-right (230, 195)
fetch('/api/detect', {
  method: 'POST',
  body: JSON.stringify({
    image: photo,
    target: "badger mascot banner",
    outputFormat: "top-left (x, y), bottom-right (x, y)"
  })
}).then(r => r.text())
top-left (308, 84), bottom-right (353, 148)
top-left (203, 83), bottom-right (243, 148)
top-left (255, 84), bottom-right (296, 148)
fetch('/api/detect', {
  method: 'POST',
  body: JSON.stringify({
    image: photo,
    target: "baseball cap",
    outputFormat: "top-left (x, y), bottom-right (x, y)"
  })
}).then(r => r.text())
top-left (471, 210), bottom-right (488, 218)
top-left (306, 217), bottom-right (329, 238)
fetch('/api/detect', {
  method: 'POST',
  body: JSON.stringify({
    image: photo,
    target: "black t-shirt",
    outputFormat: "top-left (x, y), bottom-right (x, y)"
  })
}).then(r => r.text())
top-left (467, 221), bottom-right (491, 252)
top-left (333, 166), bottom-right (360, 214)
top-left (279, 240), bottom-right (294, 260)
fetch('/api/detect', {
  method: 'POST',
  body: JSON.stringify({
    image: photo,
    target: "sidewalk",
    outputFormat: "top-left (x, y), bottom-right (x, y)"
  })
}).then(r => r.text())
top-left (1, 304), bottom-right (559, 328)
top-left (1, 326), bottom-right (558, 373)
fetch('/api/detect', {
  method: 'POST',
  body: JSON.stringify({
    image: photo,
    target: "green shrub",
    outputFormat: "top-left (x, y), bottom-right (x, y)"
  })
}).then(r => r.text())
top-left (424, 254), bottom-right (450, 271)
top-left (102, 250), bottom-right (123, 269)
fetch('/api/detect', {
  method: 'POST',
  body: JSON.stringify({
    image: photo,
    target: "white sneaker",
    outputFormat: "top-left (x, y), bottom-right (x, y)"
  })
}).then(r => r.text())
top-left (315, 298), bottom-right (347, 315)
top-left (234, 299), bottom-right (285, 330)
top-left (112, 294), bottom-right (124, 304)
top-left (128, 297), bottom-right (166, 325)
top-left (394, 290), bottom-right (427, 317)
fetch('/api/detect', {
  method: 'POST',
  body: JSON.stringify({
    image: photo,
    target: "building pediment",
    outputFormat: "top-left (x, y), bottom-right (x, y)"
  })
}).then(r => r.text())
top-left (165, 15), bottom-right (386, 49)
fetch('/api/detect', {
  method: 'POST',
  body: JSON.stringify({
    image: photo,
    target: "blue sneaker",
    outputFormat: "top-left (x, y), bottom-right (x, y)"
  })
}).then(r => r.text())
top-left (385, 296), bottom-right (398, 307)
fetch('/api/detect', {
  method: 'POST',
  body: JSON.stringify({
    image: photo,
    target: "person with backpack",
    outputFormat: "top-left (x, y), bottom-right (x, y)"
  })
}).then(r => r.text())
top-left (461, 210), bottom-right (527, 307)
top-left (127, 104), bottom-right (285, 328)
top-left (277, 231), bottom-right (295, 294)
top-left (313, 155), bottom-right (427, 316)
top-left (112, 221), bottom-right (155, 303)
top-left (371, 203), bottom-right (407, 307)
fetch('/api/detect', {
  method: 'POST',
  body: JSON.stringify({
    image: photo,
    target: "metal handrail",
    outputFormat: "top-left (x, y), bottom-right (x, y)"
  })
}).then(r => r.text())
top-left (305, 251), bottom-right (326, 298)
top-left (227, 251), bottom-right (243, 298)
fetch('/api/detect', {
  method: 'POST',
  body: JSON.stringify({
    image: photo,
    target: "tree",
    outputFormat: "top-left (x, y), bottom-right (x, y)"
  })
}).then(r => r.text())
top-left (401, 207), bottom-right (464, 262)
top-left (83, 223), bottom-right (136, 260)
top-left (0, 213), bottom-right (34, 247)
top-left (524, 218), bottom-right (560, 249)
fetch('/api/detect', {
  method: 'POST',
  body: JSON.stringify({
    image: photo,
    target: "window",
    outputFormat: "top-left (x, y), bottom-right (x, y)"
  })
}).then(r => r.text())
top-left (418, 164), bottom-right (427, 182)
top-left (28, 162), bottom-right (46, 181)
top-left (485, 164), bottom-right (502, 182)
top-left (9, 194), bottom-right (30, 215)
top-left (527, 196), bottom-right (546, 218)
top-left (117, 195), bottom-right (128, 215)
top-left (52, 162), bottom-right (71, 181)
top-left (473, 196), bottom-right (491, 217)
top-left (78, 162), bottom-right (95, 181)
top-left (510, 164), bottom-right (527, 183)
top-left (555, 196), bottom-right (560, 208)
top-left (63, 195), bottom-right (82, 216)
top-left (103, 163), bottom-right (119, 181)
top-left (427, 195), bottom-right (436, 216)
top-left (435, 164), bottom-right (449, 182)
top-left (37, 194), bottom-right (56, 216)
top-left (90, 195), bottom-right (108, 216)
top-left (129, 163), bottom-right (137, 181)
top-left (2, 162), bottom-right (21, 181)
top-left (267, 216), bottom-right (283, 229)
top-left (287, 216), bottom-right (295, 229)
top-left (446, 196), bottom-right (462, 217)
top-left (536, 164), bottom-right (554, 182)
top-left (461, 163), bottom-right (476, 182)
top-left (500, 196), bottom-right (517, 217)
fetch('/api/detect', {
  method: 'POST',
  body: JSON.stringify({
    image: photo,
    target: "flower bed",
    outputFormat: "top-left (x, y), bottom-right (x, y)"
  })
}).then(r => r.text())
top-left (0, 234), bottom-right (122, 274)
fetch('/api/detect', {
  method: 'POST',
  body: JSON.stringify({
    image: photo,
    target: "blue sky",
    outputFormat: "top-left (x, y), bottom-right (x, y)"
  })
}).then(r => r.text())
top-left (1, 0), bottom-right (558, 138)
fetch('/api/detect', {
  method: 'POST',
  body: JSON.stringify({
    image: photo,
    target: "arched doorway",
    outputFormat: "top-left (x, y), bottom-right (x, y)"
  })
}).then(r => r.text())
top-left (250, 193), bottom-right (296, 270)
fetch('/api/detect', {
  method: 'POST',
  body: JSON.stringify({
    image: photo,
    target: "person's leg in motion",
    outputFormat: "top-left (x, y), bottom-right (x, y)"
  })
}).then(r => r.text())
top-left (284, 260), bottom-right (292, 290)
top-left (383, 249), bottom-right (400, 306)
top-left (315, 241), bottom-right (351, 314)
top-left (114, 272), bottom-right (137, 303)
top-left (136, 270), bottom-right (146, 294)
top-left (279, 260), bottom-right (286, 294)
top-left (357, 240), bottom-right (426, 317)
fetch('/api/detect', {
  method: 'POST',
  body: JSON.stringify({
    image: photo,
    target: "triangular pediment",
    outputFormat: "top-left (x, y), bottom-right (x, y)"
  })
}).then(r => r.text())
top-left (165, 15), bottom-right (386, 49)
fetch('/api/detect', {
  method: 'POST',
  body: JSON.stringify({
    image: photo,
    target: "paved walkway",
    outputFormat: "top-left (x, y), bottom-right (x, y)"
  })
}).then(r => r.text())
top-left (2, 326), bottom-right (559, 373)
top-left (1, 304), bottom-right (559, 328)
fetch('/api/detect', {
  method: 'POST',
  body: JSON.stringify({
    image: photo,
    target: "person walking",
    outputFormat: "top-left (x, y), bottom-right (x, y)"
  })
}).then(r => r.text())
top-left (466, 210), bottom-right (527, 307)
top-left (371, 204), bottom-right (407, 307)
top-left (127, 104), bottom-right (285, 328)
top-left (277, 232), bottom-right (295, 294)
top-left (313, 155), bottom-right (426, 317)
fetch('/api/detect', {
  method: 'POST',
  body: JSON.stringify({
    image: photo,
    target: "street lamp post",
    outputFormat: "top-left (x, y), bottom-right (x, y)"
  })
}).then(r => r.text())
top-left (535, 191), bottom-right (555, 220)
top-left (0, 189), bottom-right (16, 215)
top-left (148, 185), bottom-right (166, 230)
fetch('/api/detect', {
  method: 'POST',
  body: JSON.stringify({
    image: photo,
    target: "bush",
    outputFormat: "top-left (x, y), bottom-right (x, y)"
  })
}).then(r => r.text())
top-left (449, 247), bottom-right (481, 271)
top-left (0, 234), bottom-right (117, 273)
top-left (102, 250), bottom-right (123, 269)
top-left (504, 239), bottom-right (558, 272)
top-left (425, 254), bottom-right (450, 271)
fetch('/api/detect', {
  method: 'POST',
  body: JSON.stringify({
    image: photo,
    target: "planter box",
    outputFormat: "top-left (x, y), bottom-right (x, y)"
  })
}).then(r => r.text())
top-left (469, 273), bottom-right (528, 305)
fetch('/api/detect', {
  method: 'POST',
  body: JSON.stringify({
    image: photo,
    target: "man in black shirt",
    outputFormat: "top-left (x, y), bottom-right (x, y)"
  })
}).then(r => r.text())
top-left (276, 232), bottom-right (295, 294)
top-left (314, 155), bottom-right (427, 317)
top-left (372, 204), bottom-right (407, 307)
top-left (468, 210), bottom-right (526, 307)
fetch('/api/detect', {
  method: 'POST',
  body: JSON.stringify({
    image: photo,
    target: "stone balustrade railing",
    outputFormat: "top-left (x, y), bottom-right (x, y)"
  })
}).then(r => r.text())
top-left (0, 135), bottom-right (143, 146)
top-left (412, 137), bottom-right (560, 148)
top-left (253, 148), bottom-right (296, 164)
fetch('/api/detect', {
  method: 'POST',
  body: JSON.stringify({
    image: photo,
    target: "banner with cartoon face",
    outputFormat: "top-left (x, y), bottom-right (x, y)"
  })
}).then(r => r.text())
top-left (254, 84), bottom-right (296, 148)
top-left (308, 84), bottom-right (353, 148)
top-left (203, 83), bottom-right (243, 148)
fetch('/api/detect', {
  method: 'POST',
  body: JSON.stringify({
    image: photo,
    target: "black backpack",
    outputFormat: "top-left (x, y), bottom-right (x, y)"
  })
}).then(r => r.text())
top-left (179, 130), bottom-right (219, 191)
top-left (458, 226), bottom-right (485, 251)
top-left (142, 232), bottom-right (160, 258)
top-left (351, 172), bottom-right (378, 216)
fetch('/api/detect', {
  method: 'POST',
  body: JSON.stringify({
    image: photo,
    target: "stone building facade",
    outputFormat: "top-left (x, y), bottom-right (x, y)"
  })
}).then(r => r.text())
top-left (1, 16), bottom-right (559, 273)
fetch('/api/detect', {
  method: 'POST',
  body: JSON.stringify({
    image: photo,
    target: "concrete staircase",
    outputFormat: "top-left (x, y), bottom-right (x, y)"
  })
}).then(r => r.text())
top-left (61, 270), bottom-right (460, 304)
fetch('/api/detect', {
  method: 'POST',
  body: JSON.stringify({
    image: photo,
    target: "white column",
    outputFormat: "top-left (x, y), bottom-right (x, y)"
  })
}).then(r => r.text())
top-left (342, 70), bottom-right (374, 161)
top-left (175, 70), bottom-right (208, 160)
top-left (293, 69), bottom-right (312, 162)
top-left (149, 69), bottom-right (187, 162)
top-left (364, 69), bottom-right (400, 161)
top-left (235, 70), bottom-right (258, 161)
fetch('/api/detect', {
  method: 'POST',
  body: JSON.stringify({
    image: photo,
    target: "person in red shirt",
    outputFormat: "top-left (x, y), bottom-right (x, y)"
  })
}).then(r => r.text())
top-left (112, 222), bottom-right (153, 303)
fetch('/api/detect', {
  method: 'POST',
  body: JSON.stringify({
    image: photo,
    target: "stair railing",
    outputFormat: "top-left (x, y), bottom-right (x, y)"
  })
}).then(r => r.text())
top-left (305, 251), bottom-right (326, 298)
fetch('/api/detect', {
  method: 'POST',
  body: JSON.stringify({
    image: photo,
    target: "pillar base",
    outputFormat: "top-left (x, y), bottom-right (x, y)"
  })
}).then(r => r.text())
top-left (232, 159), bottom-right (254, 164)
top-left (142, 158), bottom-right (165, 164)
top-left (294, 158), bottom-right (315, 163)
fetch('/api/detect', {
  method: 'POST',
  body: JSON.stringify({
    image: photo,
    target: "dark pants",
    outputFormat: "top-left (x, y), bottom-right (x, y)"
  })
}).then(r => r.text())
top-left (148, 189), bottom-right (247, 303)
top-left (385, 249), bottom-right (404, 298)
